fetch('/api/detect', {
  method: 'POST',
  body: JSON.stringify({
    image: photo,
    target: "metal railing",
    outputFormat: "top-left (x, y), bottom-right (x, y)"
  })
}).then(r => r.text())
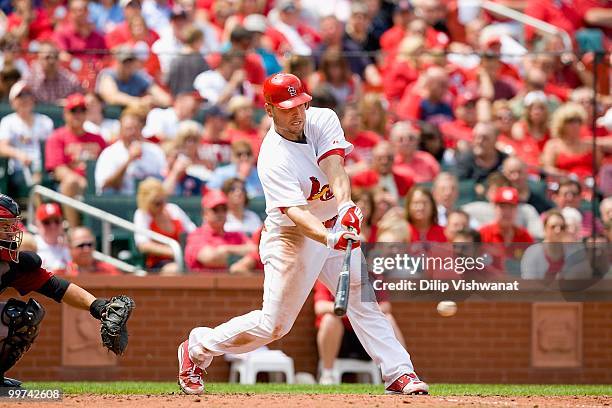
top-left (479, 0), bottom-right (573, 51)
top-left (27, 185), bottom-right (184, 273)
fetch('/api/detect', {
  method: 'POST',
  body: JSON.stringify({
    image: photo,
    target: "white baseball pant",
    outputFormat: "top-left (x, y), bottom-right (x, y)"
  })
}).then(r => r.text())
top-left (188, 225), bottom-right (415, 386)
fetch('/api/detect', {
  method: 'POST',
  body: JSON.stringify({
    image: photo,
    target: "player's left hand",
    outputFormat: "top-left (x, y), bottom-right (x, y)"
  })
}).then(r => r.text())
top-left (338, 201), bottom-right (363, 235)
top-left (99, 295), bottom-right (135, 356)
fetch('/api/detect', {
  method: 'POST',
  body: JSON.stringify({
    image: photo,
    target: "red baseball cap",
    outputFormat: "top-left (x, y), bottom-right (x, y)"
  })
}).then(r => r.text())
top-left (263, 73), bottom-right (312, 109)
top-left (493, 187), bottom-right (519, 205)
top-left (36, 203), bottom-right (63, 221)
top-left (65, 93), bottom-right (87, 112)
top-left (201, 190), bottom-right (228, 210)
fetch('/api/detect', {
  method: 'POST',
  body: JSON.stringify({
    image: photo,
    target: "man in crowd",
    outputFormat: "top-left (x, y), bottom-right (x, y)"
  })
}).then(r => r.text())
top-left (34, 203), bottom-right (71, 272)
top-left (24, 41), bottom-right (84, 104)
top-left (207, 140), bottom-right (263, 199)
top-left (391, 121), bottom-right (440, 183)
top-left (432, 172), bottom-right (460, 227)
top-left (455, 122), bottom-right (507, 184)
top-left (184, 190), bottom-right (255, 272)
top-left (65, 227), bottom-right (121, 275)
top-left (95, 109), bottom-right (168, 195)
top-left (45, 94), bottom-right (107, 226)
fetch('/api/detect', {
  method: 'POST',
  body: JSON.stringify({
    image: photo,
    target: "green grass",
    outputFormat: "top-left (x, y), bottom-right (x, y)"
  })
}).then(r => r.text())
top-left (24, 382), bottom-right (612, 396)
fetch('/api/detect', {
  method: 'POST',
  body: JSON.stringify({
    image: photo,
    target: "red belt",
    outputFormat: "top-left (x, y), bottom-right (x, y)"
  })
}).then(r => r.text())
top-left (323, 215), bottom-right (338, 229)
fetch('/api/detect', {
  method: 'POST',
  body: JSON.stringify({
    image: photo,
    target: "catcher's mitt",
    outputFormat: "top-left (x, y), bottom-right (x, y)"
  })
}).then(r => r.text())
top-left (100, 295), bottom-right (135, 355)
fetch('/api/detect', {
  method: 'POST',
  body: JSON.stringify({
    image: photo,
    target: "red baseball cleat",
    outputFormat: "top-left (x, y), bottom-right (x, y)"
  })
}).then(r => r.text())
top-left (385, 373), bottom-right (429, 395)
top-left (177, 340), bottom-right (205, 395)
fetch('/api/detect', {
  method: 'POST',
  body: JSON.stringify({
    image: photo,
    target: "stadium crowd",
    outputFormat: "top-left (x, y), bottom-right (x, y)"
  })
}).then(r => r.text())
top-left (0, 0), bottom-right (610, 279)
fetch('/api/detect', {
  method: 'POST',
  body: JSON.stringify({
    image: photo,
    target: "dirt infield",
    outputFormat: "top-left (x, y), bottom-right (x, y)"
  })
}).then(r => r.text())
top-left (14, 394), bottom-right (612, 408)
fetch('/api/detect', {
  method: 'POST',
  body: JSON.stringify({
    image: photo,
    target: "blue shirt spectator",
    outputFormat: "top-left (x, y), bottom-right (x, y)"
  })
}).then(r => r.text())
top-left (206, 140), bottom-right (264, 199)
top-left (88, 0), bottom-right (125, 33)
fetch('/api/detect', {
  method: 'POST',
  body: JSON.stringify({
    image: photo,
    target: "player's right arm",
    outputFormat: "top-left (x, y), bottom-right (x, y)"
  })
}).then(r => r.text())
top-left (286, 206), bottom-right (359, 250)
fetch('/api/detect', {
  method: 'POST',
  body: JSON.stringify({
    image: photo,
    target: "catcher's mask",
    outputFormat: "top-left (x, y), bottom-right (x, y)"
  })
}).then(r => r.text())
top-left (0, 194), bottom-right (23, 263)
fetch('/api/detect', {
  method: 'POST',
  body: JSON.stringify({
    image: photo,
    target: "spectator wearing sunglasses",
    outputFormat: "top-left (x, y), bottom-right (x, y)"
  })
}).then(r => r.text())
top-left (521, 210), bottom-right (592, 280)
top-left (34, 203), bottom-right (71, 272)
top-left (64, 227), bottom-right (121, 275)
top-left (207, 140), bottom-right (264, 199)
top-left (45, 93), bottom-right (107, 227)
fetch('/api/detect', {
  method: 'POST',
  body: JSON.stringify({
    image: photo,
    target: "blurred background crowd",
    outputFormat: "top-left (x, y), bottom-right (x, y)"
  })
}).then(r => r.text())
top-left (0, 0), bottom-right (610, 280)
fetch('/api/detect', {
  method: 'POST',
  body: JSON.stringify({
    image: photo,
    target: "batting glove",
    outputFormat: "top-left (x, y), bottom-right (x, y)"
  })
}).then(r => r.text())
top-left (338, 201), bottom-right (363, 235)
top-left (327, 230), bottom-right (360, 251)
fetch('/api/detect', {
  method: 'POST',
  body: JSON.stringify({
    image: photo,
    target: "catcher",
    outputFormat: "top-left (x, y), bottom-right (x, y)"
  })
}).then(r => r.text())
top-left (0, 194), bottom-right (135, 388)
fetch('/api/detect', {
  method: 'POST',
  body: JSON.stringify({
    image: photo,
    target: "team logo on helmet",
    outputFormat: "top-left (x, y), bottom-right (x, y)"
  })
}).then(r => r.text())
top-left (287, 86), bottom-right (297, 97)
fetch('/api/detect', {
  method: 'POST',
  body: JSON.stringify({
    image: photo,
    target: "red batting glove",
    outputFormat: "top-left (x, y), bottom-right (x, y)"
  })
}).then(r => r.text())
top-left (326, 230), bottom-right (360, 251)
top-left (338, 201), bottom-right (363, 235)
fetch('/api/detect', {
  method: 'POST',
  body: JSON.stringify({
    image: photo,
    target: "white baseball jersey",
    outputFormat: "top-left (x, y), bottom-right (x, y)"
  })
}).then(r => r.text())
top-left (257, 107), bottom-right (353, 227)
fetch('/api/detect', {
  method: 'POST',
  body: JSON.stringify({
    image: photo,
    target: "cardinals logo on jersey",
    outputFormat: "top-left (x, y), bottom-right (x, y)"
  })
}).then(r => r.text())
top-left (307, 177), bottom-right (334, 201)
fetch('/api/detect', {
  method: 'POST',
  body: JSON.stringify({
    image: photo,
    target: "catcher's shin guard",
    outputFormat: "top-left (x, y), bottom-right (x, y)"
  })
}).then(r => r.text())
top-left (0, 298), bottom-right (45, 382)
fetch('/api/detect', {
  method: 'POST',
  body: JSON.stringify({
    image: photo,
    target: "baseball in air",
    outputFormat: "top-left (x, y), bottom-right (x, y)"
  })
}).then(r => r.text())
top-left (437, 301), bottom-right (457, 317)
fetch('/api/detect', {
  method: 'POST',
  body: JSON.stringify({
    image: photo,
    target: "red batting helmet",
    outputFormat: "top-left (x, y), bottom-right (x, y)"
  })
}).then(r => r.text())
top-left (263, 73), bottom-right (312, 109)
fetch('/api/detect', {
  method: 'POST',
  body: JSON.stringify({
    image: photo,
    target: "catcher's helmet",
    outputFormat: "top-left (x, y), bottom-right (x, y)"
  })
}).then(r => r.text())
top-left (263, 73), bottom-right (312, 109)
top-left (0, 194), bottom-right (23, 263)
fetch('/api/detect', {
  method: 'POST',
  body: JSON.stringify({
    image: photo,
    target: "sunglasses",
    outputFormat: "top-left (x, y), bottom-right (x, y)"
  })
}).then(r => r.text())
top-left (42, 218), bottom-right (62, 226)
top-left (211, 206), bottom-right (228, 213)
top-left (548, 224), bottom-right (566, 231)
top-left (70, 107), bottom-right (87, 114)
top-left (234, 151), bottom-right (252, 158)
top-left (74, 241), bottom-right (94, 249)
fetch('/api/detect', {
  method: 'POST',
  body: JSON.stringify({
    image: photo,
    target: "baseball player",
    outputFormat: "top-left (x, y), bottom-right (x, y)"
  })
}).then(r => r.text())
top-left (0, 194), bottom-right (134, 388)
top-left (178, 73), bottom-right (428, 395)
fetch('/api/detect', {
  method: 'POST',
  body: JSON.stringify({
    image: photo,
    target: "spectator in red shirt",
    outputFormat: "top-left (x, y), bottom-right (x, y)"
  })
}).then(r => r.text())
top-left (314, 280), bottom-right (405, 385)
top-left (542, 103), bottom-right (602, 179)
top-left (383, 36), bottom-right (424, 104)
top-left (45, 93), bottom-right (107, 226)
top-left (479, 186), bottom-right (534, 275)
top-left (53, 0), bottom-right (108, 62)
top-left (439, 90), bottom-right (479, 150)
top-left (413, 0), bottom-right (453, 44)
top-left (444, 209), bottom-right (470, 242)
top-left (524, 0), bottom-right (583, 46)
top-left (134, 177), bottom-right (196, 274)
top-left (205, 26), bottom-right (266, 86)
top-left (106, 0), bottom-right (146, 46)
top-left (266, 0), bottom-right (320, 56)
top-left (379, 0), bottom-right (413, 54)
top-left (341, 103), bottom-right (381, 167)
top-left (405, 185), bottom-right (447, 243)
top-left (64, 226), bottom-right (122, 275)
top-left (491, 99), bottom-right (517, 147)
top-left (185, 190), bottom-right (255, 272)
top-left (200, 106), bottom-right (232, 169)
top-left (226, 225), bottom-right (264, 274)
top-left (500, 91), bottom-right (550, 172)
top-left (226, 95), bottom-right (262, 155)
top-left (351, 142), bottom-right (414, 202)
top-left (391, 121), bottom-right (440, 184)
top-left (7, 0), bottom-right (54, 45)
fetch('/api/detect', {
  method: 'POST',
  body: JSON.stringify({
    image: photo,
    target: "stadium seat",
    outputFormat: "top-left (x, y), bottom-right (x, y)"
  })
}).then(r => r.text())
top-left (227, 348), bottom-right (295, 384)
top-left (317, 359), bottom-right (381, 385)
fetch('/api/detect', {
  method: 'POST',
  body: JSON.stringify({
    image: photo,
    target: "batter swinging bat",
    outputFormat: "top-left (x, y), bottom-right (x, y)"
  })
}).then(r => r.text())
top-left (334, 239), bottom-right (353, 316)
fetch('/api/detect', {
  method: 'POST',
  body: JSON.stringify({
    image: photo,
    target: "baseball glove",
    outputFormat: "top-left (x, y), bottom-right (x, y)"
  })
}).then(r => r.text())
top-left (100, 295), bottom-right (135, 355)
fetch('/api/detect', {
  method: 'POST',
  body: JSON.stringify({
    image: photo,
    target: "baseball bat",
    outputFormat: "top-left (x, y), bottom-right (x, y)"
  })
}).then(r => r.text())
top-left (333, 239), bottom-right (353, 317)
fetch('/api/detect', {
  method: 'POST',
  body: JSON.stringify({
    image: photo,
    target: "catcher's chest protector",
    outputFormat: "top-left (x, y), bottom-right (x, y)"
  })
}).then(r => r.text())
top-left (0, 298), bottom-right (45, 374)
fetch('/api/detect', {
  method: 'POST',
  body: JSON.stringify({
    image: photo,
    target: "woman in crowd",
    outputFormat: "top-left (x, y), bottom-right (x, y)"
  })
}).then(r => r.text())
top-left (521, 210), bottom-right (592, 279)
top-left (308, 50), bottom-right (361, 106)
top-left (164, 120), bottom-right (209, 196)
top-left (542, 103), bottom-right (602, 179)
top-left (502, 91), bottom-right (549, 171)
top-left (225, 95), bottom-right (262, 155)
top-left (221, 177), bottom-right (262, 236)
top-left (358, 93), bottom-right (388, 138)
top-left (134, 177), bottom-right (196, 274)
top-left (404, 186), bottom-right (447, 242)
